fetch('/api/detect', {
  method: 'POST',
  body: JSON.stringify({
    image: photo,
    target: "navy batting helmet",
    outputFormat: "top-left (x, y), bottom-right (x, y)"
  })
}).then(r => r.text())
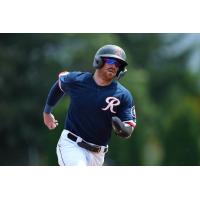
top-left (93, 44), bottom-right (128, 80)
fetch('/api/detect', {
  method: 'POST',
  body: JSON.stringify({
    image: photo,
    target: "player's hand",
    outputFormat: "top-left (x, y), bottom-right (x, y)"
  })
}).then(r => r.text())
top-left (43, 112), bottom-right (59, 130)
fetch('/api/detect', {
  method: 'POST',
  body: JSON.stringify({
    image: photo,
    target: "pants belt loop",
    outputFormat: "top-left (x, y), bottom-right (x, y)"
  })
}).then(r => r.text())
top-left (102, 146), bottom-right (108, 153)
top-left (76, 136), bottom-right (82, 143)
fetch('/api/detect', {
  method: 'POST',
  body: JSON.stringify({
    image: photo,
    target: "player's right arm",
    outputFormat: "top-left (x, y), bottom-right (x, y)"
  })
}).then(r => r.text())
top-left (43, 80), bottom-right (64, 130)
top-left (43, 71), bottom-right (79, 130)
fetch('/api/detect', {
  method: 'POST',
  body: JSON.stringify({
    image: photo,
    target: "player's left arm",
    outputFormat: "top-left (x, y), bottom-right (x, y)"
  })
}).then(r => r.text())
top-left (112, 116), bottom-right (135, 139)
top-left (112, 91), bottom-right (136, 139)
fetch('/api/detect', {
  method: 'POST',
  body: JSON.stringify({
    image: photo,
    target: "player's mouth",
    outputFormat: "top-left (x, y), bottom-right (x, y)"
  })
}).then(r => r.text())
top-left (107, 67), bottom-right (116, 74)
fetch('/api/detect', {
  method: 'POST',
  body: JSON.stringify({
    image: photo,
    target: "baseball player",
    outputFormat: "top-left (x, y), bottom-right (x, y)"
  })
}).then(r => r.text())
top-left (43, 44), bottom-right (137, 166)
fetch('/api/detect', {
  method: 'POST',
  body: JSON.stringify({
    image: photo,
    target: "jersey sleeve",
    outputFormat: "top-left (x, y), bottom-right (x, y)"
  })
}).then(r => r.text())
top-left (117, 90), bottom-right (137, 127)
top-left (58, 71), bottom-right (81, 93)
top-left (58, 71), bottom-right (71, 92)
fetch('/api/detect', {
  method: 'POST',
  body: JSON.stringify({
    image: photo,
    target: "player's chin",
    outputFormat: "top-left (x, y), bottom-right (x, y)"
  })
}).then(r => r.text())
top-left (106, 71), bottom-right (116, 79)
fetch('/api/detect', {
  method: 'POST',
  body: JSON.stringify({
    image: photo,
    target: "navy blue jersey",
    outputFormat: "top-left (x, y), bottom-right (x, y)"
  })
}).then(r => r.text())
top-left (57, 71), bottom-right (136, 146)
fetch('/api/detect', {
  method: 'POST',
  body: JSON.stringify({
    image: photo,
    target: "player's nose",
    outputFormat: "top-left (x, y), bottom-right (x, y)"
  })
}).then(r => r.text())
top-left (110, 64), bottom-right (119, 71)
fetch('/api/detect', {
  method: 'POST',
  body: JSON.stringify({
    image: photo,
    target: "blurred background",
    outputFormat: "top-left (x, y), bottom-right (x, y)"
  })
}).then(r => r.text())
top-left (0, 33), bottom-right (200, 166)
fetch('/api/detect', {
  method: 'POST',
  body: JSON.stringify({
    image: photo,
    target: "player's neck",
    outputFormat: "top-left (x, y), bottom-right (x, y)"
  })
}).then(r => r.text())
top-left (93, 72), bottom-right (113, 86)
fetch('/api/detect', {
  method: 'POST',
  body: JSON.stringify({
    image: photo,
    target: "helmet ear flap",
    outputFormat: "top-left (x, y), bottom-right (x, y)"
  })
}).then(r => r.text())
top-left (93, 56), bottom-right (104, 69)
top-left (117, 68), bottom-right (127, 80)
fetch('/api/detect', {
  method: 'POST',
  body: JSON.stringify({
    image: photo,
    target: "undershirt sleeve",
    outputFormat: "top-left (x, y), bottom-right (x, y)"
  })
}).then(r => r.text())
top-left (43, 80), bottom-right (64, 114)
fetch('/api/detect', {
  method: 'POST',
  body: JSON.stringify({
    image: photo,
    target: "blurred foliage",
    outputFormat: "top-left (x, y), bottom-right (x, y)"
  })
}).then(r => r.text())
top-left (0, 33), bottom-right (200, 166)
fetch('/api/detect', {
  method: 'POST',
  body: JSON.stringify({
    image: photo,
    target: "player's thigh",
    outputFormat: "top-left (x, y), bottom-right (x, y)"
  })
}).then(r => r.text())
top-left (86, 151), bottom-right (105, 166)
top-left (57, 138), bottom-right (87, 166)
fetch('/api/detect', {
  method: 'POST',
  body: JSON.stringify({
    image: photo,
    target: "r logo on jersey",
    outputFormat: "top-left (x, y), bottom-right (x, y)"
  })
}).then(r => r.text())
top-left (102, 97), bottom-right (120, 113)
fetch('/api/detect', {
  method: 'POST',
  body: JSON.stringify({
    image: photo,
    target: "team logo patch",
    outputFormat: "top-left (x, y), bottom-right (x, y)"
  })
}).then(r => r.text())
top-left (131, 106), bottom-right (136, 118)
top-left (102, 97), bottom-right (120, 113)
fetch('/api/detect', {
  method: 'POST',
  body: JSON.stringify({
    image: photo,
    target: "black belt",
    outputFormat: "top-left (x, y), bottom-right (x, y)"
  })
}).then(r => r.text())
top-left (67, 132), bottom-right (108, 153)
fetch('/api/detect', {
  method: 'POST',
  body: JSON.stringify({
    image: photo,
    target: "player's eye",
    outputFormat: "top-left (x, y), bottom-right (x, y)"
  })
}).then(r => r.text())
top-left (104, 58), bottom-right (121, 68)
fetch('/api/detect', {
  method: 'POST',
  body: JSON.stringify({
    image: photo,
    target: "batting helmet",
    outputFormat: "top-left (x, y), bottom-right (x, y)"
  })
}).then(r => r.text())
top-left (93, 44), bottom-right (128, 80)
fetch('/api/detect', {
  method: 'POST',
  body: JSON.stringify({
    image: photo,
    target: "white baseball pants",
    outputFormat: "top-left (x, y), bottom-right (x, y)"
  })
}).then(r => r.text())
top-left (56, 130), bottom-right (106, 166)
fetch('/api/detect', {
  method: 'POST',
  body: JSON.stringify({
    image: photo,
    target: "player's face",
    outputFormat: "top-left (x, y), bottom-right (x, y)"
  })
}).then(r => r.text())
top-left (100, 58), bottom-right (121, 80)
